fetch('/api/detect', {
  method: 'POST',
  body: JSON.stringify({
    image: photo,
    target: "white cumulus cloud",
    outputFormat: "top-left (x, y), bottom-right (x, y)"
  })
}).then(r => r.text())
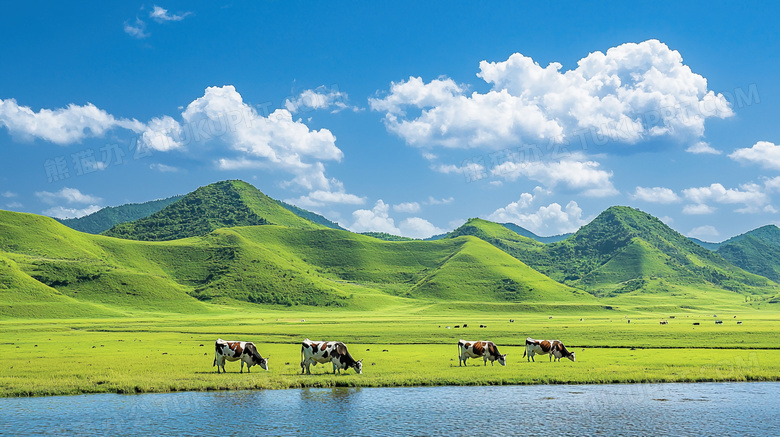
top-left (349, 200), bottom-right (402, 235)
top-left (491, 154), bottom-right (618, 197)
top-left (371, 39), bottom-right (732, 150)
top-left (688, 225), bottom-right (720, 240)
top-left (686, 141), bottom-right (721, 155)
top-left (398, 217), bottom-right (444, 239)
top-left (284, 87), bottom-right (360, 113)
top-left (487, 199), bottom-right (586, 235)
top-left (631, 186), bottom-right (681, 203)
top-left (0, 98), bottom-right (144, 144)
top-left (682, 182), bottom-right (769, 213)
top-left (729, 141), bottom-right (780, 170)
top-left (35, 187), bottom-right (101, 205)
top-left (393, 202), bottom-right (421, 213)
top-left (43, 205), bottom-right (102, 219)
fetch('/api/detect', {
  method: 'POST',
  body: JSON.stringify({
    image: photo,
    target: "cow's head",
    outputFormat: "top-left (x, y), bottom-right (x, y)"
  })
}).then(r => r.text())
top-left (352, 359), bottom-right (363, 374)
top-left (498, 353), bottom-right (507, 366)
top-left (567, 352), bottom-right (575, 362)
top-left (247, 344), bottom-right (270, 371)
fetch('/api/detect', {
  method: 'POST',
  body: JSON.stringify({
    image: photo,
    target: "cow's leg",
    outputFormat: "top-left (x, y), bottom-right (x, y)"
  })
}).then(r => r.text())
top-left (530, 352), bottom-right (535, 362)
top-left (240, 361), bottom-right (244, 374)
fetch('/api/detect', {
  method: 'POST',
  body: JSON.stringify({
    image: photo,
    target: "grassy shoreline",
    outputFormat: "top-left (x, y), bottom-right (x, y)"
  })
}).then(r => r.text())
top-left (2, 309), bottom-right (779, 398)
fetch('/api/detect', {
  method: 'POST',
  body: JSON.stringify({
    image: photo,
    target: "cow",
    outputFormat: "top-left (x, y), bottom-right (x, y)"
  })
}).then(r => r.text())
top-left (457, 340), bottom-right (507, 366)
top-left (524, 338), bottom-right (553, 362)
top-left (300, 339), bottom-right (363, 375)
top-left (550, 340), bottom-right (576, 362)
top-left (213, 338), bottom-right (269, 373)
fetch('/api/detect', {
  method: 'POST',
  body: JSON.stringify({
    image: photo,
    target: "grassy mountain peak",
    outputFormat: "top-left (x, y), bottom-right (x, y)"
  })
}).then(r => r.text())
top-left (718, 225), bottom-right (780, 282)
top-left (57, 195), bottom-right (184, 234)
top-left (103, 180), bottom-right (324, 241)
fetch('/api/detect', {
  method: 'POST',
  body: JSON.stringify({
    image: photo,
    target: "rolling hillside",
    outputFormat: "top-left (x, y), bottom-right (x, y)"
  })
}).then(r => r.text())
top-left (57, 195), bottom-right (184, 234)
top-left (0, 206), bottom-right (591, 318)
top-left (717, 225), bottom-right (780, 283)
top-left (103, 180), bottom-right (324, 241)
top-left (450, 207), bottom-right (777, 297)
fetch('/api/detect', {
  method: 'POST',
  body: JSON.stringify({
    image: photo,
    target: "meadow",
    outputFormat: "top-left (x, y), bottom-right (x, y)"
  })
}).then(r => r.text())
top-left (2, 304), bottom-right (779, 397)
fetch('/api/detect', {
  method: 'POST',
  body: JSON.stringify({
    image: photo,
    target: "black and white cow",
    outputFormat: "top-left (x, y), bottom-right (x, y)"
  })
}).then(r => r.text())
top-left (300, 339), bottom-right (363, 375)
top-left (213, 338), bottom-right (269, 373)
top-left (457, 339), bottom-right (507, 366)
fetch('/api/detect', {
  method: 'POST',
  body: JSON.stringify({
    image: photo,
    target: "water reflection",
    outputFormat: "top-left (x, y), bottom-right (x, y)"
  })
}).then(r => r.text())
top-left (0, 383), bottom-right (778, 436)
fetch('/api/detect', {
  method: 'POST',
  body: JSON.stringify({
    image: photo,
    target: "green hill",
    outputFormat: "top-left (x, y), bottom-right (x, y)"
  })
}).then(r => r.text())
top-left (103, 180), bottom-right (324, 241)
top-left (500, 222), bottom-right (572, 243)
top-left (276, 200), bottom-right (346, 230)
top-left (0, 207), bottom-right (591, 318)
top-left (57, 195), bottom-right (183, 234)
top-left (718, 225), bottom-right (780, 282)
top-left (450, 207), bottom-right (777, 297)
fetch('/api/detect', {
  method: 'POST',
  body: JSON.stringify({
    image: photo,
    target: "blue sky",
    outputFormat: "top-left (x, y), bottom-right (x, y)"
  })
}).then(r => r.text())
top-left (2, 1), bottom-right (779, 241)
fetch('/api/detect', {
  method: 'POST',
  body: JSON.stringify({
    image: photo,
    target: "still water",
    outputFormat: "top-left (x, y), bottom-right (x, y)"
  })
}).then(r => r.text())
top-left (1, 382), bottom-right (777, 436)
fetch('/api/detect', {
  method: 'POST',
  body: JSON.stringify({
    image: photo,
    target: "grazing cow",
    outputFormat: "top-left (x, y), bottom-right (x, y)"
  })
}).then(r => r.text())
top-left (550, 340), bottom-right (576, 362)
top-left (213, 338), bottom-right (269, 373)
top-left (300, 339), bottom-right (363, 375)
top-left (524, 338), bottom-right (552, 362)
top-left (457, 340), bottom-right (507, 366)
top-left (660, 320), bottom-right (668, 325)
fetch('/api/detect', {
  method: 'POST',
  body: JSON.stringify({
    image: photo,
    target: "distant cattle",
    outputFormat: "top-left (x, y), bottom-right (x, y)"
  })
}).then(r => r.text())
top-left (479, 325), bottom-right (487, 328)
top-left (213, 339), bottom-right (269, 373)
top-left (462, 324), bottom-right (468, 328)
top-left (693, 322), bottom-right (700, 326)
top-left (524, 338), bottom-right (575, 362)
top-left (737, 321), bottom-right (743, 325)
top-left (715, 320), bottom-right (723, 325)
top-left (660, 320), bottom-right (668, 325)
top-left (509, 319), bottom-right (515, 323)
top-left (457, 340), bottom-right (506, 366)
top-left (300, 339), bottom-right (363, 375)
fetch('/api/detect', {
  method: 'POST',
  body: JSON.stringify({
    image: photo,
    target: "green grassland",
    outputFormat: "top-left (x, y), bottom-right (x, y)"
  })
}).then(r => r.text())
top-left (2, 307), bottom-right (779, 397)
top-left (3, 181), bottom-right (780, 397)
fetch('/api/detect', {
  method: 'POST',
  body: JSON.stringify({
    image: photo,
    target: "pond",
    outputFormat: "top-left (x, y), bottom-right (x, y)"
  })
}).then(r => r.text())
top-left (1, 382), bottom-right (777, 436)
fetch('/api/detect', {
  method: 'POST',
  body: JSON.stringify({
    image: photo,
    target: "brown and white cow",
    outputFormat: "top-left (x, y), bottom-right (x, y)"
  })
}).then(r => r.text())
top-left (457, 339), bottom-right (507, 366)
top-left (524, 337), bottom-right (575, 362)
top-left (550, 340), bottom-right (576, 362)
top-left (213, 338), bottom-right (269, 373)
top-left (300, 339), bottom-right (363, 375)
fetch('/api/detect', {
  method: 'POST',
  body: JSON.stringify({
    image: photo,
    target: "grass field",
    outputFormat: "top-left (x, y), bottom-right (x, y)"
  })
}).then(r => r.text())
top-left (2, 305), bottom-right (779, 397)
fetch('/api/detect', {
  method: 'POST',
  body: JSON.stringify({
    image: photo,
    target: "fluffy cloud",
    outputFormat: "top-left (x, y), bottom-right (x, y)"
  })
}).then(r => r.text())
top-left (35, 187), bottom-right (101, 205)
top-left (687, 225), bottom-right (720, 240)
top-left (683, 203), bottom-right (716, 215)
top-left (181, 86), bottom-right (343, 190)
top-left (371, 39), bottom-right (732, 150)
top-left (149, 5), bottom-right (191, 22)
top-left (1, 191), bottom-right (17, 198)
top-left (349, 200), bottom-right (443, 238)
top-left (487, 197), bottom-right (586, 235)
top-left (631, 186), bottom-right (681, 203)
top-left (43, 205), bottom-right (102, 219)
top-left (682, 182), bottom-right (769, 213)
top-left (686, 141), bottom-right (721, 155)
top-left (284, 87), bottom-right (359, 113)
top-left (491, 154), bottom-right (617, 197)
top-left (729, 141), bottom-right (780, 170)
top-left (350, 200), bottom-right (402, 235)
top-left (398, 217), bottom-right (445, 239)
top-left (393, 202), bottom-right (421, 213)
top-left (0, 98), bottom-right (144, 144)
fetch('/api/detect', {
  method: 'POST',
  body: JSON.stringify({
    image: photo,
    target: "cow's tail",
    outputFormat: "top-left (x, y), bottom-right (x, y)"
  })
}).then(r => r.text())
top-left (522, 346), bottom-right (527, 358)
